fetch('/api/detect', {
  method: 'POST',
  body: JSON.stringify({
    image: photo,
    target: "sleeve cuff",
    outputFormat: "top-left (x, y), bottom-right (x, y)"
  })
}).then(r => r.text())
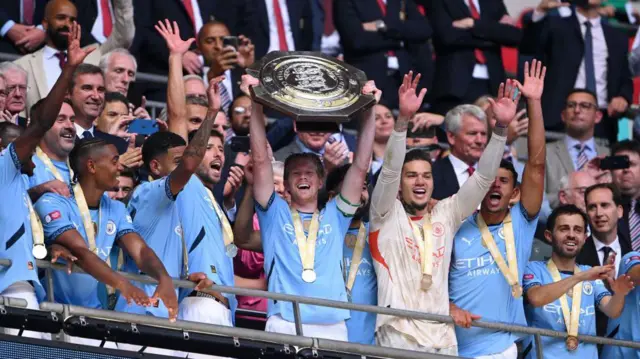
top-left (8, 144), bottom-right (21, 172)
top-left (47, 225), bottom-right (76, 243)
top-left (255, 191), bottom-right (276, 212)
top-left (596, 291), bottom-right (611, 307)
top-left (164, 177), bottom-right (178, 201)
top-left (0, 21), bottom-right (15, 37)
top-left (116, 229), bottom-right (136, 240)
top-left (523, 282), bottom-right (541, 292)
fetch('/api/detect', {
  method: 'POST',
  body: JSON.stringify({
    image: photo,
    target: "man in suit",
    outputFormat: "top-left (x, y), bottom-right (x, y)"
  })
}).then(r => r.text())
top-left (246, 0), bottom-right (315, 59)
top-left (0, 0), bottom-right (47, 55)
top-left (0, 62), bottom-right (28, 127)
top-left (428, 0), bottom-right (521, 116)
top-left (334, 0), bottom-right (431, 109)
top-left (197, 20), bottom-right (254, 115)
top-left (432, 104), bottom-right (488, 200)
top-left (131, 0), bottom-right (246, 101)
top-left (14, 0), bottom-right (134, 117)
top-left (611, 140), bottom-right (640, 253)
top-left (520, 0), bottom-right (633, 141)
top-left (545, 89), bottom-right (610, 209)
top-left (69, 63), bottom-right (127, 154)
top-left (558, 170), bottom-right (597, 214)
top-left (577, 182), bottom-right (631, 338)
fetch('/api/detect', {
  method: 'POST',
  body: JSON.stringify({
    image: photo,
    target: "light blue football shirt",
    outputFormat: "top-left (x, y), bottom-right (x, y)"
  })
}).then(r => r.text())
top-left (0, 144), bottom-right (45, 300)
top-left (255, 192), bottom-right (352, 324)
top-left (601, 252), bottom-right (640, 359)
top-left (449, 203), bottom-right (538, 357)
top-left (34, 192), bottom-right (135, 308)
top-left (177, 176), bottom-right (237, 313)
top-left (343, 221), bottom-right (377, 344)
top-left (115, 177), bottom-right (185, 317)
top-left (28, 153), bottom-right (71, 188)
top-left (522, 261), bottom-right (610, 359)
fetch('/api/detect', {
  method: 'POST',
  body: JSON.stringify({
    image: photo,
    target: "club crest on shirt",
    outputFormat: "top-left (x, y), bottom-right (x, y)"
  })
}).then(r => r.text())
top-left (432, 222), bottom-right (445, 237)
top-left (175, 225), bottom-right (182, 236)
top-left (345, 233), bottom-right (357, 248)
top-left (45, 210), bottom-right (61, 223)
top-left (106, 220), bottom-right (117, 235)
top-left (583, 281), bottom-right (593, 296)
top-left (210, 265), bottom-right (217, 273)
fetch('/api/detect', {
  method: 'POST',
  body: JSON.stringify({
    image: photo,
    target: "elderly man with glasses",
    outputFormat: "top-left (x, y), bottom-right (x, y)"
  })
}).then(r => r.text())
top-left (545, 88), bottom-right (610, 210)
top-left (0, 62), bottom-right (29, 127)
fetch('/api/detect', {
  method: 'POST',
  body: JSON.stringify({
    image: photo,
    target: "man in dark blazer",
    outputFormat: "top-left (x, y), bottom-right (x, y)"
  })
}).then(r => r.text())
top-left (432, 103), bottom-right (488, 200)
top-left (334, 0), bottom-right (431, 110)
top-left (245, 0), bottom-right (315, 59)
top-left (0, 0), bottom-right (47, 55)
top-left (519, 0), bottom-right (633, 141)
top-left (131, 0), bottom-right (243, 101)
top-left (428, 0), bottom-right (521, 116)
top-left (577, 183), bottom-right (631, 339)
top-left (611, 140), bottom-right (640, 252)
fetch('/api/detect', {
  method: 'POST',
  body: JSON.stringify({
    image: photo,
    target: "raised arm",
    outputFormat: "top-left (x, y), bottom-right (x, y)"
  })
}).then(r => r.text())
top-left (515, 60), bottom-right (546, 217)
top-left (453, 81), bottom-right (519, 223)
top-left (99, 0), bottom-right (134, 54)
top-left (118, 233), bottom-right (178, 321)
top-left (168, 76), bottom-right (223, 196)
top-left (245, 75), bottom-right (274, 207)
top-left (339, 81), bottom-right (381, 206)
top-left (526, 266), bottom-right (612, 307)
top-left (155, 19), bottom-right (194, 141)
top-left (233, 162), bottom-right (263, 252)
top-left (370, 72), bottom-right (426, 220)
top-left (14, 22), bottom-right (93, 161)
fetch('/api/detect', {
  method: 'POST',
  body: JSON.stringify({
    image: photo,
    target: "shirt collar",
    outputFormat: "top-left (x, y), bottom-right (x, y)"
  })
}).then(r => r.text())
top-left (593, 235), bottom-right (621, 253)
top-left (295, 136), bottom-right (324, 155)
top-left (565, 135), bottom-right (595, 152)
top-left (448, 154), bottom-right (475, 175)
top-left (75, 123), bottom-right (94, 138)
top-left (575, 11), bottom-right (601, 29)
top-left (43, 45), bottom-right (64, 59)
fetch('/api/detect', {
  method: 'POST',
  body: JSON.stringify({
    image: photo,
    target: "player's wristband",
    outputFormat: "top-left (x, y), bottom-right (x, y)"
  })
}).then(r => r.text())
top-left (336, 193), bottom-right (359, 217)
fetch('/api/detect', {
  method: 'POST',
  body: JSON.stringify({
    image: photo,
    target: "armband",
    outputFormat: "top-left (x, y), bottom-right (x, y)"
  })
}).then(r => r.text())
top-left (336, 193), bottom-right (359, 217)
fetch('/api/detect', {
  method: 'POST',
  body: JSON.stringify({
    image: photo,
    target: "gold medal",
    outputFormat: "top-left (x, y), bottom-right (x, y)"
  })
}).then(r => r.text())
top-left (408, 215), bottom-right (434, 291)
top-left (291, 209), bottom-right (320, 283)
top-left (565, 336), bottom-right (579, 351)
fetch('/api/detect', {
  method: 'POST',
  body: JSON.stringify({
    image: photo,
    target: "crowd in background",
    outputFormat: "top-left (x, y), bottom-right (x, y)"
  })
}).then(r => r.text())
top-left (0, 0), bottom-right (640, 358)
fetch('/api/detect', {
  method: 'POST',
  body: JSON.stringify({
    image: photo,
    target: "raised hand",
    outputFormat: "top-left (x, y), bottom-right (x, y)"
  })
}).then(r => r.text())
top-left (237, 35), bottom-right (256, 68)
top-left (608, 274), bottom-right (635, 296)
top-left (488, 79), bottom-right (520, 128)
top-left (362, 80), bottom-right (382, 104)
top-left (240, 74), bottom-right (260, 97)
top-left (154, 19), bottom-right (195, 55)
top-left (514, 60), bottom-right (546, 101)
top-left (398, 71), bottom-right (427, 118)
top-left (206, 76), bottom-right (226, 112)
top-left (66, 22), bottom-right (95, 67)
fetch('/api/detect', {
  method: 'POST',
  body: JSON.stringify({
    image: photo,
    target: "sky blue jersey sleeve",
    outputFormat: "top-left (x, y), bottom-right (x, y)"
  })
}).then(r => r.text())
top-left (0, 144), bottom-right (21, 185)
top-left (523, 262), bottom-right (543, 292)
top-left (34, 193), bottom-right (75, 243)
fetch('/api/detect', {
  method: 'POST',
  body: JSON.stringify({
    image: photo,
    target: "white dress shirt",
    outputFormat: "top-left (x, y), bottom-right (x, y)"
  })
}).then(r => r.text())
top-left (265, 0), bottom-right (296, 53)
top-left (75, 124), bottom-right (95, 139)
top-left (464, 0), bottom-right (489, 80)
top-left (574, 12), bottom-right (608, 109)
top-left (448, 154), bottom-right (477, 189)
top-left (90, 0), bottom-right (114, 44)
top-left (593, 235), bottom-right (622, 277)
top-left (42, 46), bottom-right (64, 95)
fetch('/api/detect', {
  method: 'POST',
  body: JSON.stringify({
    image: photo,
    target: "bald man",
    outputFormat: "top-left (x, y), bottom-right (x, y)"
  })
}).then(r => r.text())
top-left (14, 0), bottom-right (134, 117)
top-left (558, 171), bottom-right (597, 213)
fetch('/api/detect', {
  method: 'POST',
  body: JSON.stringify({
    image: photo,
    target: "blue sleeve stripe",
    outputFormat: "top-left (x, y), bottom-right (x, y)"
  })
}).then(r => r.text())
top-left (255, 191), bottom-right (275, 212)
top-left (624, 262), bottom-right (640, 274)
top-left (595, 291), bottom-right (611, 307)
top-left (519, 202), bottom-right (538, 222)
top-left (48, 225), bottom-right (76, 242)
top-left (116, 229), bottom-right (136, 241)
top-left (164, 177), bottom-right (178, 201)
top-left (523, 282), bottom-right (542, 292)
top-left (9, 144), bottom-right (20, 172)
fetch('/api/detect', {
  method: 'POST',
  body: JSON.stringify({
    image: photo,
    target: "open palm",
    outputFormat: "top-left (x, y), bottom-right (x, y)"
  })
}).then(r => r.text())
top-left (517, 60), bottom-right (546, 101)
top-left (398, 71), bottom-right (427, 118)
top-left (155, 19), bottom-right (195, 55)
top-left (66, 22), bottom-right (94, 66)
top-left (489, 79), bottom-right (520, 127)
top-left (207, 76), bottom-right (225, 112)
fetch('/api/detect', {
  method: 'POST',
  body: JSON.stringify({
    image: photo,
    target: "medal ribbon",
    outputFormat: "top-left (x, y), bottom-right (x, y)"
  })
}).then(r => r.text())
top-left (205, 188), bottom-right (234, 248)
top-left (547, 260), bottom-right (582, 339)
top-left (477, 213), bottom-right (521, 297)
top-left (345, 222), bottom-right (367, 293)
top-left (290, 209), bottom-right (320, 272)
top-left (27, 199), bottom-right (45, 253)
top-left (408, 215), bottom-right (433, 279)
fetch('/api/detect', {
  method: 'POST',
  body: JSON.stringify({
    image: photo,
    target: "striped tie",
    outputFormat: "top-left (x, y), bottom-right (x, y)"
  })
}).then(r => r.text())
top-left (575, 144), bottom-right (589, 170)
top-left (630, 200), bottom-right (640, 251)
top-left (219, 83), bottom-right (232, 115)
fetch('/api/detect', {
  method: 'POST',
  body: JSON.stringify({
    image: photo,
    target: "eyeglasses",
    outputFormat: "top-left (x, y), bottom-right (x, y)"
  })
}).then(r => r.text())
top-left (565, 101), bottom-right (597, 111)
top-left (6, 85), bottom-right (29, 94)
top-left (233, 106), bottom-right (252, 115)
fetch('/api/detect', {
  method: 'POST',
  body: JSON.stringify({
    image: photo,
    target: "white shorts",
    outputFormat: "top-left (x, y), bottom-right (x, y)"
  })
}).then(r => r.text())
top-left (475, 343), bottom-right (518, 359)
top-left (376, 325), bottom-right (458, 355)
top-left (265, 314), bottom-right (348, 342)
top-left (179, 296), bottom-right (233, 359)
top-left (0, 281), bottom-right (49, 340)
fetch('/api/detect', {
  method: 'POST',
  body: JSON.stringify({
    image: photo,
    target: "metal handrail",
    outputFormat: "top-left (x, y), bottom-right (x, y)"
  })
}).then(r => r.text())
top-left (0, 257), bottom-right (639, 358)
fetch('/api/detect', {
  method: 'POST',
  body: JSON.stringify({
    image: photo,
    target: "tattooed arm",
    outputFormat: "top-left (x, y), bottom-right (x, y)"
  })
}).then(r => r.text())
top-left (167, 76), bottom-right (224, 196)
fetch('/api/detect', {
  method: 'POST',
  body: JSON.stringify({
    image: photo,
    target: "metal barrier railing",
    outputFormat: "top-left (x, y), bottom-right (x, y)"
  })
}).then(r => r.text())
top-left (0, 258), bottom-right (639, 359)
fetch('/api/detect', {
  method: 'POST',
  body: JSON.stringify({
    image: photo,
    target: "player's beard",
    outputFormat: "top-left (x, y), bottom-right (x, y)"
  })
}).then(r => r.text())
top-left (551, 239), bottom-right (580, 259)
top-left (402, 199), bottom-right (428, 215)
top-left (353, 201), bottom-right (370, 222)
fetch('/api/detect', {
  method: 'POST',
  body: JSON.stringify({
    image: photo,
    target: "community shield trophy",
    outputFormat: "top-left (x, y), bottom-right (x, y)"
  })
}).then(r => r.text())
top-left (247, 51), bottom-right (375, 132)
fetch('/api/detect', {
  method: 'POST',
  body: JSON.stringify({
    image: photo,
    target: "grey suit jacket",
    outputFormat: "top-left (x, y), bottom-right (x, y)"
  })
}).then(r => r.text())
top-left (14, 0), bottom-right (134, 117)
top-left (274, 140), bottom-right (305, 162)
top-left (545, 139), bottom-right (610, 209)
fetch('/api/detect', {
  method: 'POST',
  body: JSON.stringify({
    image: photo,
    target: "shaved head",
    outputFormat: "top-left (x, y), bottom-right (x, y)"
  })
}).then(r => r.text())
top-left (44, 0), bottom-right (76, 19)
